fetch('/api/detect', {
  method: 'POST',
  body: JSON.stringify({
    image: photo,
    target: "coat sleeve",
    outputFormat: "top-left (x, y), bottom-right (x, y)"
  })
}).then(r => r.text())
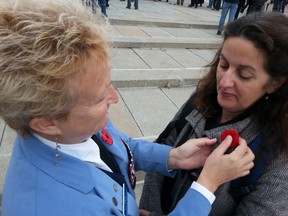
top-left (140, 180), bottom-right (212, 216)
top-left (169, 189), bottom-right (211, 216)
top-left (104, 118), bottom-right (174, 176)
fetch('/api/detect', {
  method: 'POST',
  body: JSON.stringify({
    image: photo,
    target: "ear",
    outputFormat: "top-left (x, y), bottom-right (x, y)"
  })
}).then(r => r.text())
top-left (267, 77), bottom-right (286, 94)
top-left (29, 117), bottom-right (60, 135)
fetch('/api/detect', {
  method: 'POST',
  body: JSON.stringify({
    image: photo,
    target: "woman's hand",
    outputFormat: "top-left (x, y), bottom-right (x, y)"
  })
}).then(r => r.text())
top-left (167, 138), bottom-right (217, 170)
top-left (139, 209), bottom-right (150, 216)
top-left (197, 136), bottom-right (255, 193)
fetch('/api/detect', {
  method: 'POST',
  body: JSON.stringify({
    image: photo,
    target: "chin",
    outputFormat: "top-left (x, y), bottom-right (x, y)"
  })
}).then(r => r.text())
top-left (218, 100), bottom-right (230, 110)
top-left (98, 118), bottom-right (108, 131)
top-left (218, 94), bottom-right (233, 105)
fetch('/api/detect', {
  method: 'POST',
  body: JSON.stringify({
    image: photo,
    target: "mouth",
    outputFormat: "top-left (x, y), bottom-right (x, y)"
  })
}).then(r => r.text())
top-left (219, 89), bottom-right (234, 98)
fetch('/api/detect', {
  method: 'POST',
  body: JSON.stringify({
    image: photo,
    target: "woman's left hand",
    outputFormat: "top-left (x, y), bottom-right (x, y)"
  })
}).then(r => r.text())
top-left (167, 138), bottom-right (216, 170)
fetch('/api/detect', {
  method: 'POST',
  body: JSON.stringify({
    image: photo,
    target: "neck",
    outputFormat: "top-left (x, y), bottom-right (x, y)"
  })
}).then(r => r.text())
top-left (220, 110), bottom-right (239, 123)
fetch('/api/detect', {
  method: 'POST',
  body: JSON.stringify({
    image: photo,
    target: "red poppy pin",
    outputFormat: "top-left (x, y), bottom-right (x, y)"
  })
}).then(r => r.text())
top-left (221, 129), bottom-right (239, 148)
top-left (101, 129), bottom-right (113, 145)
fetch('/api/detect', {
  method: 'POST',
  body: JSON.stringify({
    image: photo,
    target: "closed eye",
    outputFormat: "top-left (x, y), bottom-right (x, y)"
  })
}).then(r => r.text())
top-left (220, 64), bottom-right (229, 70)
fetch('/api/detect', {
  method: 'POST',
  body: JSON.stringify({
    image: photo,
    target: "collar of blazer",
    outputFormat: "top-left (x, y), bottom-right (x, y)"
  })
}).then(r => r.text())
top-left (19, 133), bottom-right (105, 194)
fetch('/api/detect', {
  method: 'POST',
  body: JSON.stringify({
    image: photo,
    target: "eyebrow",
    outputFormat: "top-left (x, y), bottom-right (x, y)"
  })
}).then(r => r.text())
top-left (220, 54), bottom-right (256, 72)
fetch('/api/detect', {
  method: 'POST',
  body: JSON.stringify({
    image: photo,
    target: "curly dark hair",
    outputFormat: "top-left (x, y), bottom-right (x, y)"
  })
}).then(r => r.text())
top-left (194, 12), bottom-right (288, 155)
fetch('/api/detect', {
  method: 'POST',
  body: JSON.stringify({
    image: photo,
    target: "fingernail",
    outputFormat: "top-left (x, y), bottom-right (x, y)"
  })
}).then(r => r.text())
top-left (226, 135), bottom-right (232, 141)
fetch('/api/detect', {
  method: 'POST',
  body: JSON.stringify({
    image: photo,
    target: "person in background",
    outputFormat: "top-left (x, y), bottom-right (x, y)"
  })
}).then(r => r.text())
top-left (0, 0), bottom-right (254, 215)
top-left (82, 0), bottom-right (107, 17)
top-left (216, 0), bottom-right (238, 35)
top-left (140, 12), bottom-right (288, 216)
top-left (188, 0), bottom-right (204, 8)
top-left (281, 0), bottom-right (286, 12)
top-left (272, 0), bottom-right (285, 12)
top-left (212, 0), bottom-right (222, 10)
top-left (176, 0), bottom-right (185, 5)
top-left (207, 0), bottom-right (215, 8)
top-left (95, 0), bottom-right (108, 17)
top-left (234, 0), bottom-right (246, 19)
top-left (246, 0), bottom-right (267, 13)
top-left (126, 0), bottom-right (138, 10)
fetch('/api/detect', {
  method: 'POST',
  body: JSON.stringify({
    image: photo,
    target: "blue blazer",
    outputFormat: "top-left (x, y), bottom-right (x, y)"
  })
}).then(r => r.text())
top-left (2, 120), bottom-right (211, 216)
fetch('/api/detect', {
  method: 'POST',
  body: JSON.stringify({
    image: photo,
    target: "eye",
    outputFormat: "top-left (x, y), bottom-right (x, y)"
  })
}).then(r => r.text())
top-left (238, 69), bottom-right (253, 80)
top-left (218, 58), bottom-right (229, 70)
top-left (220, 64), bottom-right (228, 70)
top-left (239, 75), bottom-right (252, 80)
top-left (218, 61), bottom-right (229, 70)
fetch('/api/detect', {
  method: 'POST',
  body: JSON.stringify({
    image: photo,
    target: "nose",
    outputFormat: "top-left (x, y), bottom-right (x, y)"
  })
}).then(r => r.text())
top-left (107, 84), bottom-right (119, 104)
top-left (219, 69), bottom-right (235, 88)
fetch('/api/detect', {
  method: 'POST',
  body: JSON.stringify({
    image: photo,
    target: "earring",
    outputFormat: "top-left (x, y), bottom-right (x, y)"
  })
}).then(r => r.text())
top-left (55, 136), bottom-right (61, 166)
top-left (265, 94), bottom-right (269, 100)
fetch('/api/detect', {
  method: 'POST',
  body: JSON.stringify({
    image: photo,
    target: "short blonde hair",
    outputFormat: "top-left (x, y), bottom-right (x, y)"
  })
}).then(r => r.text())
top-left (0, 0), bottom-right (110, 135)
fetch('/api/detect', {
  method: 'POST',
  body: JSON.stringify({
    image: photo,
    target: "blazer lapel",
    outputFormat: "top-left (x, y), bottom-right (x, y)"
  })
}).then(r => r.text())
top-left (91, 135), bottom-right (121, 174)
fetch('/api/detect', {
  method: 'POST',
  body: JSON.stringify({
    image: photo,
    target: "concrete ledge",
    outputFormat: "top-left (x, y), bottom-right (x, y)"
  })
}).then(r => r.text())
top-left (109, 18), bottom-right (218, 29)
top-left (111, 68), bottom-right (206, 88)
top-left (112, 36), bottom-right (221, 49)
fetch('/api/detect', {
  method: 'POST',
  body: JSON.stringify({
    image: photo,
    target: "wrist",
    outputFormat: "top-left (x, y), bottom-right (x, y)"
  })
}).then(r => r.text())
top-left (191, 181), bottom-right (216, 204)
top-left (197, 173), bottom-right (219, 193)
top-left (167, 148), bottom-right (178, 170)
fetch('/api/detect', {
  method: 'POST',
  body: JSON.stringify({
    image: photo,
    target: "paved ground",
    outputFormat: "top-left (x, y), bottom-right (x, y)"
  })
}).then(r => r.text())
top-left (0, 0), bottom-right (281, 208)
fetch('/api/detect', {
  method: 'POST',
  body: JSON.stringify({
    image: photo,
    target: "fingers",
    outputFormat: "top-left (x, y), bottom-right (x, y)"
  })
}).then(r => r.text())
top-left (241, 150), bottom-right (255, 171)
top-left (200, 136), bottom-right (255, 187)
top-left (214, 135), bottom-right (233, 155)
top-left (231, 138), bottom-right (255, 160)
top-left (228, 139), bottom-right (255, 178)
top-left (191, 137), bottom-right (217, 147)
top-left (237, 162), bottom-right (253, 178)
top-left (204, 137), bottom-right (217, 146)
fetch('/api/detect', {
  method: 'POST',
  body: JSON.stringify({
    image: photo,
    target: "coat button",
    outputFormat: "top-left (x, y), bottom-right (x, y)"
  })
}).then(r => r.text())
top-left (113, 183), bottom-right (117, 192)
top-left (112, 197), bottom-right (118, 206)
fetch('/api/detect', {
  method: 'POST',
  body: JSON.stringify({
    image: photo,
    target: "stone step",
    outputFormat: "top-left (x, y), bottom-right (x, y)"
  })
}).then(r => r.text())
top-left (109, 18), bottom-right (218, 29)
top-left (111, 68), bottom-right (203, 88)
top-left (112, 36), bottom-right (221, 49)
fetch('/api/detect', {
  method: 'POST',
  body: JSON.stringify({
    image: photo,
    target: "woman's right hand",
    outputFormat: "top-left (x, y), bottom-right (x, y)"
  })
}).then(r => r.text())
top-left (197, 135), bottom-right (255, 193)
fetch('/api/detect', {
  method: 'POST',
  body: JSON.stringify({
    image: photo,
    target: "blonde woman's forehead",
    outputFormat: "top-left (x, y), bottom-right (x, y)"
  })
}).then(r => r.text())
top-left (71, 58), bottom-right (110, 89)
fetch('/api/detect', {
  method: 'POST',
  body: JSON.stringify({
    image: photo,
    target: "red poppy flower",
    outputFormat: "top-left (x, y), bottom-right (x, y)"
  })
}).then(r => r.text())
top-left (221, 129), bottom-right (239, 148)
top-left (101, 129), bottom-right (113, 145)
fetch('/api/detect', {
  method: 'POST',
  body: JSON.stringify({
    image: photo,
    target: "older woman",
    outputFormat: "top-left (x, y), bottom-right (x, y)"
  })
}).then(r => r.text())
top-left (0, 0), bottom-right (254, 215)
top-left (140, 12), bottom-right (288, 216)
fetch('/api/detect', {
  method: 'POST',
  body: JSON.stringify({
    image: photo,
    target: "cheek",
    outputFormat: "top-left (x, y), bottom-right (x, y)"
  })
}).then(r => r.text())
top-left (84, 111), bottom-right (107, 132)
top-left (237, 85), bottom-right (264, 106)
top-left (90, 104), bottom-right (108, 121)
top-left (216, 69), bottom-right (222, 87)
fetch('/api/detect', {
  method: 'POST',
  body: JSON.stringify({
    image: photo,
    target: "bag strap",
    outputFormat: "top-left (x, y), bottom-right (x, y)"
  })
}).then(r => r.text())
top-left (230, 133), bottom-right (276, 202)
